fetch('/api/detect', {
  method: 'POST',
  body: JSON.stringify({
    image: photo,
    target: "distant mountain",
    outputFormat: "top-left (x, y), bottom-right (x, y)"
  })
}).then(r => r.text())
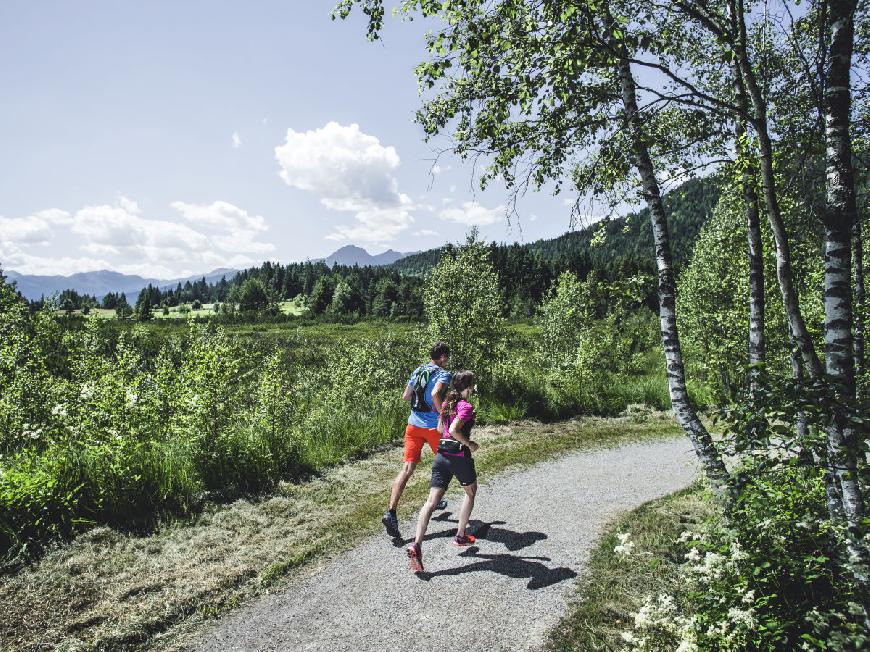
top-left (4, 269), bottom-right (157, 302)
top-left (317, 245), bottom-right (416, 267)
top-left (3, 267), bottom-right (239, 302)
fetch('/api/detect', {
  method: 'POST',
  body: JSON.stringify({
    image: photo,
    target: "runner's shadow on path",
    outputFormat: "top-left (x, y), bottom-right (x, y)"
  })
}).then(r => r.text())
top-left (417, 546), bottom-right (577, 590)
top-left (392, 513), bottom-right (547, 552)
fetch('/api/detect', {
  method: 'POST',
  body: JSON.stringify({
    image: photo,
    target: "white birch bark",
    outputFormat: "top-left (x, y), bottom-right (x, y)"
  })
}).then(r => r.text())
top-left (854, 217), bottom-right (865, 399)
top-left (605, 13), bottom-right (729, 489)
top-left (729, 0), bottom-right (826, 381)
top-left (822, 0), bottom-right (869, 620)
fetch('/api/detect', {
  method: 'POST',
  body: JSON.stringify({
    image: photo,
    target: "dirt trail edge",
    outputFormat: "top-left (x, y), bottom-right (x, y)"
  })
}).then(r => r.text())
top-left (188, 437), bottom-right (698, 652)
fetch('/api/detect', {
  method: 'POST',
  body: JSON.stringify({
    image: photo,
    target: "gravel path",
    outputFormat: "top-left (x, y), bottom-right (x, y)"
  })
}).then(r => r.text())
top-left (189, 437), bottom-right (698, 652)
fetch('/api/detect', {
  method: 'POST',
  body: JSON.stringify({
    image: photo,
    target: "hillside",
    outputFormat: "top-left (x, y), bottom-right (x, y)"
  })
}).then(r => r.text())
top-left (391, 175), bottom-right (721, 277)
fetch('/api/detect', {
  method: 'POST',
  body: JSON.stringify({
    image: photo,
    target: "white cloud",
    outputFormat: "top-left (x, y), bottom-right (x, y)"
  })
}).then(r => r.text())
top-left (171, 200), bottom-right (267, 234)
top-left (275, 122), bottom-right (415, 242)
top-left (414, 229), bottom-right (439, 237)
top-left (0, 215), bottom-right (53, 244)
top-left (118, 196), bottom-right (140, 214)
top-left (232, 131), bottom-right (241, 148)
top-left (439, 201), bottom-right (504, 226)
top-left (324, 201), bottom-right (415, 244)
top-left (3, 198), bottom-right (274, 278)
top-left (33, 208), bottom-right (73, 225)
top-left (0, 208), bottom-right (73, 247)
top-left (172, 200), bottom-right (273, 254)
top-left (431, 164), bottom-right (442, 175)
top-left (275, 122), bottom-right (403, 209)
top-left (529, 214), bottom-right (538, 222)
top-left (0, 238), bottom-right (111, 276)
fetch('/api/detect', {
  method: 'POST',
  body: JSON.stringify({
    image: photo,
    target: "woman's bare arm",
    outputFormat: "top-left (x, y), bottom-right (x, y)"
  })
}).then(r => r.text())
top-left (448, 418), bottom-right (478, 451)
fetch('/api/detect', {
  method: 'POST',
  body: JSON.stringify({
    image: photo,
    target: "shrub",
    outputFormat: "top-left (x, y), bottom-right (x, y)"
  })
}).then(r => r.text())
top-left (424, 230), bottom-right (505, 376)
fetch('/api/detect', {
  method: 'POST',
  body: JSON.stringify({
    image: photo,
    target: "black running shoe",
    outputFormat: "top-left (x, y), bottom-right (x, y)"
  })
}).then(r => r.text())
top-left (382, 511), bottom-right (400, 538)
top-left (436, 499), bottom-right (448, 510)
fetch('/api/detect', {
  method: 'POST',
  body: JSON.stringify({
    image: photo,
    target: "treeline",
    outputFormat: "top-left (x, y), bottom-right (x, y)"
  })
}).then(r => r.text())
top-left (122, 174), bottom-right (720, 321)
top-left (127, 263), bottom-right (427, 320)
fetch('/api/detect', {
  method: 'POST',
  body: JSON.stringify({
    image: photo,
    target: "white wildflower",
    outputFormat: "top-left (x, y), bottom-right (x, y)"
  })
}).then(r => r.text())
top-left (80, 382), bottom-right (94, 400)
top-left (633, 603), bottom-right (655, 628)
top-left (727, 606), bottom-right (756, 629)
top-left (621, 631), bottom-right (636, 643)
top-left (741, 589), bottom-right (755, 605)
top-left (685, 547), bottom-right (702, 562)
top-left (699, 551), bottom-right (726, 579)
top-left (677, 530), bottom-right (696, 543)
top-left (614, 532), bottom-right (635, 556)
top-left (729, 541), bottom-right (748, 561)
top-left (676, 640), bottom-right (698, 652)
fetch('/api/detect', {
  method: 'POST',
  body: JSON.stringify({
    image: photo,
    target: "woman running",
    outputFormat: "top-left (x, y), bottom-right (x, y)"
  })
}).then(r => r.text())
top-left (407, 370), bottom-right (479, 573)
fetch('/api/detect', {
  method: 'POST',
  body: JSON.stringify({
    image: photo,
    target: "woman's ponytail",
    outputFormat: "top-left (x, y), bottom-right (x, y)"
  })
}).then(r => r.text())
top-left (440, 370), bottom-right (475, 420)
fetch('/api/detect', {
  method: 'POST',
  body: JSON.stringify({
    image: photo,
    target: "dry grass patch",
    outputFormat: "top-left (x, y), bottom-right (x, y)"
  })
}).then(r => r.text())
top-left (1, 413), bottom-right (681, 651)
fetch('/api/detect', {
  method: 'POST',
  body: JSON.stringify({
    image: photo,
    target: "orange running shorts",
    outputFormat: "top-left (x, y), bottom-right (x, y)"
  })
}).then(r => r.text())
top-left (403, 424), bottom-right (440, 463)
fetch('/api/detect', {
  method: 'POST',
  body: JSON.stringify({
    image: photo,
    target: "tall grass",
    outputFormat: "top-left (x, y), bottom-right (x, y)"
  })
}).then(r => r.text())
top-left (0, 309), bottom-right (686, 561)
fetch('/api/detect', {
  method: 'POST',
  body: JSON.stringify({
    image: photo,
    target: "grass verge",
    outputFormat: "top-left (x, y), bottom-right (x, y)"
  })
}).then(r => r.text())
top-left (545, 484), bottom-right (716, 652)
top-left (0, 413), bottom-right (683, 651)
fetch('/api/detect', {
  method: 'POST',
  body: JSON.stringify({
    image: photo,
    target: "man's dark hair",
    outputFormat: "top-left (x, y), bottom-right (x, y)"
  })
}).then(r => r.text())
top-left (430, 341), bottom-right (450, 360)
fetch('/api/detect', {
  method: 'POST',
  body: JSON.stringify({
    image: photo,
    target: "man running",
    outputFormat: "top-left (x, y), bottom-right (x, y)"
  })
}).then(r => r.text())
top-left (382, 341), bottom-right (451, 538)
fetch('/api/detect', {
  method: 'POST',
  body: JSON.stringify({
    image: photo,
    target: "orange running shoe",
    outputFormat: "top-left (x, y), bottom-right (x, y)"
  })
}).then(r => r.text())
top-left (407, 543), bottom-right (424, 573)
top-left (452, 534), bottom-right (476, 547)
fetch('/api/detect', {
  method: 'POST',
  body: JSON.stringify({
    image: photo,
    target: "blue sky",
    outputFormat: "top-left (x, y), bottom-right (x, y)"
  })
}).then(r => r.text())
top-left (0, 1), bottom-right (591, 278)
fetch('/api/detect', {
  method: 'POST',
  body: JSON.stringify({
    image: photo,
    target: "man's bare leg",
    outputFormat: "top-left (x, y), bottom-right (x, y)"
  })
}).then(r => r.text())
top-left (388, 461), bottom-right (417, 511)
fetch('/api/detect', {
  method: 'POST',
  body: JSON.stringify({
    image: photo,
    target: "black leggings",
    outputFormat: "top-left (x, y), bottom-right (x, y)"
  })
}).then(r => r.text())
top-left (430, 452), bottom-right (477, 489)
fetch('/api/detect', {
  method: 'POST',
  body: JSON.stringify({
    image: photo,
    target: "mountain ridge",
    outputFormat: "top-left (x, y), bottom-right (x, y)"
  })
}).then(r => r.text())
top-left (314, 245), bottom-right (416, 267)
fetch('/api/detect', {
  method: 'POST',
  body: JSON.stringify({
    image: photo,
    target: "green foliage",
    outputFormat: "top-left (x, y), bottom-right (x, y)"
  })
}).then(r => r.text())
top-left (534, 270), bottom-right (661, 415)
top-left (307, 275), bottom-right (336, 315)
top-left (114, 295), bottom-right (132, 320)
top-left (683, 462), bottom-right (867, 651)
top-left (424, 230), bottom-right (505, 375)
top-left (292, 333), bottom-right (417, 467)
top-left (329, 276), bottom-right (364, 317)
top-left (538, 271), bottom-right (599, 369)
top-left (678, 180), bottom-right (825, 402)
top-left (233, 277), bottom-right (277, 315)
top-left (619, 383), bottom-right (870, 651)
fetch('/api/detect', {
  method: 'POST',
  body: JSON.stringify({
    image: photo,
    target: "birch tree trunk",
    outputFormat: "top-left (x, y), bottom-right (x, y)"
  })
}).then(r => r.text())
top-left (855, 216), bottom-right (865, 399)
top-left (822, 0), bottom-right (866, 531)
top-left (821, 0), bottom-right (870, 621)
top-left (734, 67), bottom-right (765, 396)
top-left (605, 15), bottom-right (730, 489)
top-left (729, 0), bottom-right (825, 381)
